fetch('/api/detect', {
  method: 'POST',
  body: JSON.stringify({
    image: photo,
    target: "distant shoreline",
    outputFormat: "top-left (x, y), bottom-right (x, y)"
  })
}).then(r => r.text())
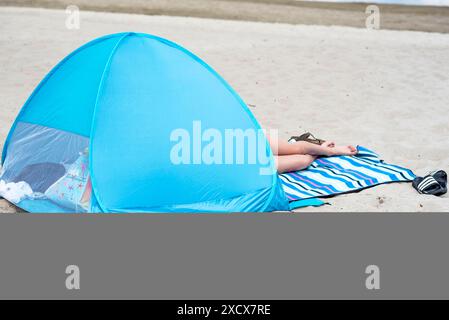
top-left (299, 0), bottom-right (449, 7)
top-left (1, 0), bottom-right (449, 33)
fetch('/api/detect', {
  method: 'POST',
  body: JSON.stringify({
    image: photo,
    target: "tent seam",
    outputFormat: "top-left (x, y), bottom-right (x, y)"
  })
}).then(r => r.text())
top-left (12, 120), bottom-right (90, 138)
top-left (88, 32), bottom-right (131, 213)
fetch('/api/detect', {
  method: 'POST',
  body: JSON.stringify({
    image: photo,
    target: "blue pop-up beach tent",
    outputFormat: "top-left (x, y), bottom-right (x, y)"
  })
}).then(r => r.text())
top-left (0, 32), bottom-right (290, 213)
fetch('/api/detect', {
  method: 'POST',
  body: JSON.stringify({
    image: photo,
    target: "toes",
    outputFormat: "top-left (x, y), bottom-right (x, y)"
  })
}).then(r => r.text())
top-left (349, 146), bottom-right (358, 155)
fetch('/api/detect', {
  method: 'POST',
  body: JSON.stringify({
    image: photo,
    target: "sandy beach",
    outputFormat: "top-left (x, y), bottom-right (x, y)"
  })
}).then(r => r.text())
top-left (0, 6), bottom-right (448, 212)
top-left (3, 0), bottom-right (449, 33)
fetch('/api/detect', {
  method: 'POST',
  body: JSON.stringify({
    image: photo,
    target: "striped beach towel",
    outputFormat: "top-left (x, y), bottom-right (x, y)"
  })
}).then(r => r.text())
top-left (280, 146), bottom-right (415, 201)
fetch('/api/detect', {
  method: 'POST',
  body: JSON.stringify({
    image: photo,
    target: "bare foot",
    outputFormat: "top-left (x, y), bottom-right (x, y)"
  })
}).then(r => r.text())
top-left (327, 145), bottom-right (357, 156)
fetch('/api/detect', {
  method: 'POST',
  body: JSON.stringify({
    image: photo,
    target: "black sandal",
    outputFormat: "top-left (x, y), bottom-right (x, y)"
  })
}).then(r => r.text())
top-left (288, 132), bottom-right (325, 145)
top-left (412, 170), bottom-right (447, 196)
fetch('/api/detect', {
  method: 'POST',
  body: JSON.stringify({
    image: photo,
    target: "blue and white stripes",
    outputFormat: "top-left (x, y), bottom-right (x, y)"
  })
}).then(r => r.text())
top-left (280, 146), bottom-right (415, 201)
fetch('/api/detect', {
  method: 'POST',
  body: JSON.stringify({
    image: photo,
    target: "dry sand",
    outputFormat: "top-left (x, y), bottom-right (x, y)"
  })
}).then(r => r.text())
top-left (0, 7), bottom-right (448, 212)
top-left (3, 0), bottom-right (449, 33)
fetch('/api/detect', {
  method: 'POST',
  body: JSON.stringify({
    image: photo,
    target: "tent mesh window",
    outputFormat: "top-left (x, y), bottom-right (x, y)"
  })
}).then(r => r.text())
top-left (0, 122), bottom-right (91, 212)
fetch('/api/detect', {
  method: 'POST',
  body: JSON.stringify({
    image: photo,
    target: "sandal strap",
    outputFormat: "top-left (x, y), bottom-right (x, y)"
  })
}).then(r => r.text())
top-left (417, 176), bottom-right (440, 194)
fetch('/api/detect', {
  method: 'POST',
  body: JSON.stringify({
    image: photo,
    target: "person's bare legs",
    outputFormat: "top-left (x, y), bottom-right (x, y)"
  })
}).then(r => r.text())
top-left (275, 155), bottom-right (317, 174)
top-left (268, 136), bottom-right (357, 157)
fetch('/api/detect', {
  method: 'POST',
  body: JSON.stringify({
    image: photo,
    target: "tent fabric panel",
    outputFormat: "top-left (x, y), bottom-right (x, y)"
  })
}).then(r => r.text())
top-left (90, 33), bottom-right (280, 212)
